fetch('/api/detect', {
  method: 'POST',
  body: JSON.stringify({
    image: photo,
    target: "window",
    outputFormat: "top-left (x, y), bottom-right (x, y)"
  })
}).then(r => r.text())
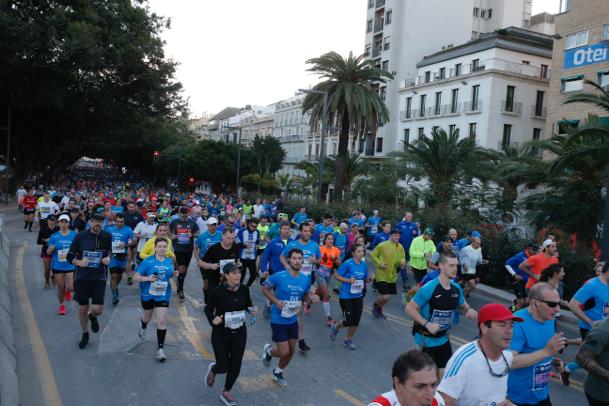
top-left (603, 24), bottom-right (609, 40)
top-left (451, 88), bottom-right (459, 113)
top-left (449, 124), bottom-right (456, 133)
top-left (481, 10), bottom-right (486, 18)
top-left (540, 64), bottom-right (549, 79)
top-left (565, 30), bottom-right (588, 49)
top-left (308, 144), bottom-right (312, 156)
top-left (358, 138), bottom-right (365, 153)
top-left (502, 124), bottom-right (512, 149)
top-left (384, 38), bottom-right (391, 50)
top-left (368, 0), bottom-right (374, 8)
top-left (380, 86), bottom-right (387, 101)
top-left (535, 91), bottom-right (545, 116)
top-left (558, 120), bottom-right (579, 134)
top-left (432, 126), bottom-right (439, 133)
top-left (599, 71), bottom-right (609, 89)
top-left (419, 95), bottom-right (426, 117)
top-left (366, 20), bottom-right (373, 33)
top-left (561, 75), bottom-right (584, 93)
top-left (386, 10), bottom-right (392, 24)
top-left (315, 144), bottom-right (320, 156)
top-left (418, 127), bottom-right (425, 139)
top-left (434, 92), bottom-right (442, 115)
top-left (522, 60), bottom-right (530, 65)
top-left (473, 7), bottom-right (479, 17)
top-left (471, 85), bottom-right (480, 110)
top-left (376, 137), bottom-right (383, 153)
top-left (403, 129), bottom-right (410, 149)
top-left (560, 0), bottom-right (571, 12)
top-left (472, 59), bottom-right (481, 70)
top-left (405, 97), bottom-right (412, 118)
top-left (469, 123), bottom-right (477, 141)
top-left (439, 67), bottom-right (445, 79)
top-left (425, 71), bottom-right (431, 83)
top-left (382, 60), bottom-right (389, 71)
top-left (455, 63), bottom-right (462, 76)
top-left (487, 8), bottom-right (492, 18)
top-left (505, 85), bottom-right (515, 112)
top-left (533, 128), bottom-right (542, 141)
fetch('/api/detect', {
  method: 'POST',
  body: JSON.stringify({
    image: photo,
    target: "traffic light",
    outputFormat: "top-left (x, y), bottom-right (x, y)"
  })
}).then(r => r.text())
top-left (153, 151), bottom-right (160, 161)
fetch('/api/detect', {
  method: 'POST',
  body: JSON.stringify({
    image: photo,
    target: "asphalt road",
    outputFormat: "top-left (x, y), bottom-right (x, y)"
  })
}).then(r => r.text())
top-left (5, 209), bottom-right (588, 406)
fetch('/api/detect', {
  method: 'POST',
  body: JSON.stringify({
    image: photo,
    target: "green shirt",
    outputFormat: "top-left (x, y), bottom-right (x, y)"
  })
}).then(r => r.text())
top-left (408, 236), bottom-right (436, 271)
top-left (370, 240), bottom-right (405, 283)
top-left (582, 317), bottom-right (609, 400)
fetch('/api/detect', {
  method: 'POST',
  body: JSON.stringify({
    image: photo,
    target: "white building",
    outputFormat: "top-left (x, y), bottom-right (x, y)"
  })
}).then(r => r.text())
top-left (218, 105), bottom-right (274, 144)
top-left (272, 95), bottom-right (310, 177)
top-left (364, 0), bottom-right (533, 156)
top-left (398, 27), bottom-right (552, 150)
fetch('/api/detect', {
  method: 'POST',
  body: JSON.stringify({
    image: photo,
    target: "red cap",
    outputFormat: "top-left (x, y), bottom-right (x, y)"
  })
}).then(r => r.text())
top-left (478, 303), bottom-right (523, 324)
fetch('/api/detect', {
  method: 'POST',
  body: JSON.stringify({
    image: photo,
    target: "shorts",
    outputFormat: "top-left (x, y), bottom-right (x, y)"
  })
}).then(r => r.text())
top-left (256, 248), bottom-right (265, 256)
top-left (512, 397), bottom-right (552, 406)
top-left (141, 300), bottom-right (169, 310)
top-left (109, 266), bottom-right (125, 275)
top-left (421, 340), bottom-right (453, 369)
top-left (460, 273), bottom-right (477, 281)
top-left (513, 280), bottom-right (526, 299)
top-left (271, 322), bottom-right (299, 343)
top-left (52, 268), bottom-right (74, 274)
top-left (339, 297), bottom-right (364, 327)
top-left (376, 281), bottom-right (397, 295)
top-left (315, 271), bottom-right (333, 286)
top-left (174, 251), bottom-right (193, 267)
top-left (74, 279), bottom-right (106, 306)
top-left (412, 267), bottom-right (427, 284)
top-left (23, 208), bottom-right (35, 215)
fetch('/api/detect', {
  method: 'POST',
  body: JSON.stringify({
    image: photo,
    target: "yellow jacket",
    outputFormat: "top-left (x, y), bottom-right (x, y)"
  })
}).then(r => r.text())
top-left (139, 236), bottom-right (176, 260)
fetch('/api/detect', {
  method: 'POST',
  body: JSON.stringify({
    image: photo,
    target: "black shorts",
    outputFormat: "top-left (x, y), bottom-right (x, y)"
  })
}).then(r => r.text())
top-left (52, 268), bottom-right (74, 274)
top-left (512, 397), bottom-right (552, 406)
top-left (421, 340), bottom-right (453, 369)
top-left (141, 300), bottom-right (169, 310)
top-left (412, 267), bottom-right (427, 284)
top-left (256, 248), bottom-right (265, 256)
top-left (74, 279), bottom-right (106, 306)
top-left (174, 251), bottom-right (193, 267)
top-left (339, 297), bottom-right (364, 327)
top-left (460, 273), bottom-right (477, 281)
top-left (513, 280), bottom-right (526, 299)
top-left (23, 208), bottom-right (35, 215)
top-left (109, 267), bottom-right (124, 275)
top-left (271, 322), bottom-right (299, 342)
top-left (376, 281), bottom-right (397, 295)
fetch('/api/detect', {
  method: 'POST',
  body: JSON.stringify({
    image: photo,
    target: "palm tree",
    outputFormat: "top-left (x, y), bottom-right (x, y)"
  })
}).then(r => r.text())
top-left (276, 173), bottom-right (294, 200)
top-left (391, 127), bottom-right (486, 209)
top-left (302, 51), bottom-right (393, 201)
top-left (326, 153), bottom-right (370, 193)
top-left (564, 79), bottom-right (609, 111)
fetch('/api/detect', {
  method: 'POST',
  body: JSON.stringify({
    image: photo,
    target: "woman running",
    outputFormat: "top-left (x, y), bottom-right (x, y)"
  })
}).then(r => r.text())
top-left (46, 214), bottom-right (77, 315)
top-left (204, 262), bottom-right (257, 406)
top-left (139, 223), bottom-right (176, 261)
top-left (133, 237), bottom-right (178, 362)
top-left (317, 233), bottom-right (341, 326)
top-left (37, 215), bottom-right (58, 289)
top-left (329, 244), bottom-right (373, 350)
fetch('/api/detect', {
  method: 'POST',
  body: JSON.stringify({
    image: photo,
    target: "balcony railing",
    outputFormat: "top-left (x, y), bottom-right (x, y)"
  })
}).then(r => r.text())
top-left (498, 141), bottom-right (520, 150)
top-left (400, 110), bottom-right (413, 121)
top-left (463, 100), bottom-right (483, 113)
top-left (375, 0), bottom-right (385, 7)
top-left (500, 101), bottom-right (522, 115)
top-left (531, 105), bottom-right (547, 118)
top-left (374, 19), bottom-right (384, 33)
top-left (372, 46), bottom-right (382, 58)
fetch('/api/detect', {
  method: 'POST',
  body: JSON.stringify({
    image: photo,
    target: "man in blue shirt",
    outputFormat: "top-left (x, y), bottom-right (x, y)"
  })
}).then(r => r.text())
top-left (261, 248), bottom-right (319, 387)
top-left (314, 214), bottom-right (334, 246)
top-left (260, 221), bottom-right (294, 319)
top-left (365, 209), bottom-right (382, 244)
top-left (505, 242), bottom-right (538, 311)
top-left (290, 206), bottom-right (308, 228)
top-left (395, 211), bottom-right (419, 289)
top-left (370, 221), bottom-right (391, 250)
top-left (105, 213), bottom-right (136, 306)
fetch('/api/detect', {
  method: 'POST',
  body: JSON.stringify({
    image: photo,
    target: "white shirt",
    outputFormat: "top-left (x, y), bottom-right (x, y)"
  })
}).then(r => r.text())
top-left (253, 204), bottom-right (264, 219)
top-left (36, 201), bottom-right (59, 219)
top-left (438, 340), bottom-right (513, 406)
top-left (134, 221), bottom-right (157, 252)
top-left (458, 245), bottom-right (483, 275)
top-left (60, 195), bottom-right (70, 210)
top-left (196, 217), bottom-right (208, 234)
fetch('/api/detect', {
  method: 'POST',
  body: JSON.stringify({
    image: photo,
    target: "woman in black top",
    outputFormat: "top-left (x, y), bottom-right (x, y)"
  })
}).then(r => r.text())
top-left (204, 262), bottom-right (257, 406)
top-left (37, 215), bottom-right (58, 289)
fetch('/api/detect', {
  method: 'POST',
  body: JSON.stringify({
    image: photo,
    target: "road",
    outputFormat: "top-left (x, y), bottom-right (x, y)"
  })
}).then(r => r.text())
top-left (4, 209), bottom-right (588, 406)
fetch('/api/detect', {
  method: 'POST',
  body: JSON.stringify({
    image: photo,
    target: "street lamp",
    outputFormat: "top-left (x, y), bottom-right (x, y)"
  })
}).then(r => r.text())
top-left (298, 88), bottom-right (328, 204)
top-left (224, 124), bottom-right (242, 198)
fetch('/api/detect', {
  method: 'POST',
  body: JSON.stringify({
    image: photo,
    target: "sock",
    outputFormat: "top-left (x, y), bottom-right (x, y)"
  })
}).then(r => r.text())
top-left (322, 301), bottom-right (331, 317)
top-left (273, 367), bottom-right (283, 374)
top-left (141, 319), bottom-right (148, 329)
top-left (177, 274), bottom-right (185, 291)
top-left (24, 221), bottom-right (27, 229)
top-left (157, 329), bottom-right (167, 349)
top-left (28, 221), bottom-right (32, 230)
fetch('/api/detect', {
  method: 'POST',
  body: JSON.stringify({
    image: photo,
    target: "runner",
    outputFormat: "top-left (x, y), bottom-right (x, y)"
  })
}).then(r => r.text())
top-left (133, 212), bottom-right (158, 264)
top-left (370, 221), bottom-right (391, 250)
top-left (105, 213), bottom-right (136, 306)
top-left (504, 242), bottom-right (538, 311)
top-left (409, 228), bottom-right (436, 288)
top-left (200, 228), bottom-right (240, 303)
top-left (260, 221), bottom-right (294, 318)
top-left (139, 223), bottom-right (176, 261)
top-left (365, 209), bottom-right (382, 244)
top-left (369, 350), bottom-right (445, 406)
top-left (519, 239), bottom-right (558, 291)
top-left (22, 188), bottom-right (37, 232)
top-left (16, 184), bottom-right (26, 211)
top-left (458, 235), bottom-right (489, 298)
top-left (133, 237), bottom-right (178, 362)
top-left (290, 206), bottom-right (308, 228)
top-left (204, 262), bottom-right (257, 406)
top-left (329, 244), bottom-right (372, 349)
top-left (169, 206), bottom-right (199, 300)
top-left (68, 207), bottom-right (87, 232)
top-left (261, 248), bottom-right (319, 386)
top-left (370, 229), bottom-right (406, 319)
top-left (396, 211), bottom-right (420, 290)
top-left (46, 214), bottom-right (77, 315)
top-left (575, 317), bottom-right (609, 406)
top-left (236, 218), bottom-right (260, 286)
top-left (315, 214), bottom-right (335, 245)
top-left (66, 213), bottom-right (112, 350)
top-left (124, 201), bottom-right (144, 281)
top-left (256, 216), bottom-right (270, 258)
top-left (318, 233), bottom-right (342, 326)
top-left (37, 214), bottom-right (58, 289)
top-left (268, 213), bottom-right (288, 239)
top-left (34, 192), bottom-right (60, 226)
top-left (405, 252), bottom-right (477, 376)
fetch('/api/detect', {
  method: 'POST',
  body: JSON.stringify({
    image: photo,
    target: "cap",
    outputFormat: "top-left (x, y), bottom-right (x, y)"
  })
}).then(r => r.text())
top-left (471, 231), bottom-right (481, 238)
top-left (390, 228), bottom-right (401, 235)
top-left (58, 214), bottom-right (70, 222)
top-left (206, 217), bottom-right (218, 225)
top-left (91, 213), bottom-right (105, 221)
top-left (478, 303), bottom-right (523, 324)
top-left (223, 262), bottom-right (239, 274)
top-left (541, 239), bottom-right (555, 250)
top-left (146, 212), bottom-right (156, 218)
top-left (423, 227), bottom-right (434, 235)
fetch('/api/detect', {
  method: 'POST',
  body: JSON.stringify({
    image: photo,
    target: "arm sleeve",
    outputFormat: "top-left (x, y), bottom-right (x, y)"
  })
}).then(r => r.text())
top-left (509, 323), bottom-right (526, 353)
top-left (370, 245), bottom-right (382, 267)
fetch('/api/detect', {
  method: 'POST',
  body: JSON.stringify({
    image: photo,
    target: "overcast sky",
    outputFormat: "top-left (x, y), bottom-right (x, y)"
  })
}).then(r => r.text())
top-left (147, 0), bottom-right (561, 117)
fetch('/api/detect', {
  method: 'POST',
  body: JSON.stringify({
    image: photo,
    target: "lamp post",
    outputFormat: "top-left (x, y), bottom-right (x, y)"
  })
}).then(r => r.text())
top-left (225, 124), bottom-right (243, 198)
top-left (299, 88), bottom-right (328, 204)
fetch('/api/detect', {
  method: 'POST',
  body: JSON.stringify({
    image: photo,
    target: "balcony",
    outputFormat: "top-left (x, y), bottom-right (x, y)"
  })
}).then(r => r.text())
top-left (497, 141), bottom-right (520, 150)
top-left (500, 101), bottom-right (522, 116)
top-left (375, 0), bottom-right (385, 7)
top-left (463, 100), bottom-right (482, 113)
top-left (531, 105), bottom-right (547, 119)
top-left (400, 110), bottom-right (413, 121)
top-left (374, 19), bottom-right (384, 33)
top-left (371, 46), bottom-right (382, 58)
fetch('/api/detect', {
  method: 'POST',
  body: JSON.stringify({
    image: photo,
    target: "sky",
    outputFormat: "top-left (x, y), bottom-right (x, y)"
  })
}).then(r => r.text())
top-left (147, 0), bottom-right (561, 118)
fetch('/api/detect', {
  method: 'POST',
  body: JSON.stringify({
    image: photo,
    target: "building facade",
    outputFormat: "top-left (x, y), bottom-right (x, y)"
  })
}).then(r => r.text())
top-left (398, 27), bottom-right (552, 151)
top-left (545, 0), bottom-right (609, 137)
top-left (364, 0), bottom-right (533, 156)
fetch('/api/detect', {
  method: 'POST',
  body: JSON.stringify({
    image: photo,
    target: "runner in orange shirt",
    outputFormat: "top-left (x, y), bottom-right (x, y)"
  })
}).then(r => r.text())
top-left (318, 234), bottom-right (341, 326)
top-left (520, 239), bottom-right (559, 290)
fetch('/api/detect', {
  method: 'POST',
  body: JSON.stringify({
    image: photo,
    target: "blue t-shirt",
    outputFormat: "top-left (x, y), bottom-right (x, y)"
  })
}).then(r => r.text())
top-left (413, 278), bottom-right (464, 348)
top-left (396, 221), bottom-right (419, 251)
top-left (48, 230), bottom-right (77, 271)
top-left (333, 232), bottom-right (348, 259)
top-left (111, 205), bottom-right (124, 214)
top-left (348, 216), bottom-right (365, 227)
top-left (370, 232), bottom-right (389, 250)
top-left (264, 270), bottom-right (311, 324)
top-left (106, 225), bottom-right (134, 268)
top-left (366, 216), bottom-right (382, 236)
top-left (136, 256), bottom-right (174, 302)
top-left (505, 251), bottom-right (530, 282)
top-left (507, 308), bottom-right (555, 404)
top-left (195, 231), bottom-right (222, 259)
top-left (337, 259), bottom-right (368, 299)
top-left (456, 237), bottom-right (470, 250)
top-left (573, 277), bottom-right (609, 329)
top-left (420, 269), bottom-right (440, 286)
top-left (292, 212), bottom-right (308, 226)
top-left (282, 240), bottom-right (321, 276)
top-left (315, 224), bottom-right (335, 245)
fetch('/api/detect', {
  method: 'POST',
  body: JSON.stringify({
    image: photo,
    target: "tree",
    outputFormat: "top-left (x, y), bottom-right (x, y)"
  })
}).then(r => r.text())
top-left (250, 135), bottom-right (286, 177)
top-left (352, 158), bottom-right (407, 206)
top-left (326, 153), bottom-right (369, 193)
top-left (301, 51), bottom-right (393, 201)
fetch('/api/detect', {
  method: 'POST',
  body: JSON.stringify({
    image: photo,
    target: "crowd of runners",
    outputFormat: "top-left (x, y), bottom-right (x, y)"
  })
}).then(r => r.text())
top-left (15, 181), bottom-right (609, 406)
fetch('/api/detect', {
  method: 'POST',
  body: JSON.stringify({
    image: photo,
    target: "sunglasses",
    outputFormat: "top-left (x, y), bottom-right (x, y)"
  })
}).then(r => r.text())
top-left (534, 298), bottom-right (560, 308)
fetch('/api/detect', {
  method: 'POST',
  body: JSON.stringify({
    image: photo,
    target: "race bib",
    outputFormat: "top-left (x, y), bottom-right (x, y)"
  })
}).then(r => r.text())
top-left (281, 300), bottom-right (301, 318)
top-left (301, 262), bottom-right (313, 276)
top-left (148, 280), bottom-right (168, 296)
top-left (177, 231), bottom-right (190, 245)
top-left (243, 242), bottom-right (255, 259)
top-left (430, 309), bottom-right (454, 330)
top-left (112, 240), bottom-right (125, 254)
top-left (350, 279), bottom-right (364, 294)
top-left (603, 301), bottom-right (609, 318)
top-left (83, 250), bottom-right (102, 268)
top-left (532, 362), bottom-right (552, 391)
top-left (371, 225), bottom-right (378, 234)
top-left (58, 248), bottom-right (68, 262)
top-left (219, 259), bottom-right (235, 274)
top-left (318, 265), bottom-right (331, 277)
top-left (224, 311), bottom-right (246, 329)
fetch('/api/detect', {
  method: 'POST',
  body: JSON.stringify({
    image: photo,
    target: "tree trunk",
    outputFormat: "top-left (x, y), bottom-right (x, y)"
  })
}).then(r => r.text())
top-left (333, 114), bottom-right (350, 201)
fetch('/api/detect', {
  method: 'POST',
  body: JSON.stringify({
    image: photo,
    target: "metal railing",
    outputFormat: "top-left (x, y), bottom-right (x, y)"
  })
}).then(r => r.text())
top-left (400, 110), bottom-right (413, 121)
top-left (531, 105), bottom-right (547, 118)
top-left (498, 141), bottom-right (520, 150)
top-left (500, 101), bottom-right (522, 115)
top-left (463, 100), bottom-right (483, 113)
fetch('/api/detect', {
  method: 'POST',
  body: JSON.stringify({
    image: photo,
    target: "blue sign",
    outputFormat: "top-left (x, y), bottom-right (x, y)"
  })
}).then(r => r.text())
top-left (564, 42), bottom-right (609, 69)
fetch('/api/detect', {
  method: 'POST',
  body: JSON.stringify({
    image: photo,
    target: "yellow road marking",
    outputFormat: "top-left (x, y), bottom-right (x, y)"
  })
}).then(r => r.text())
top-left (237, 375), bottom-right (276, 392)
top-left (334, 389), bottom-right (366, 406)
top-left (15, 242), bottom-right (63, 406)
top-left (173, 297), bottom-right (214, 360)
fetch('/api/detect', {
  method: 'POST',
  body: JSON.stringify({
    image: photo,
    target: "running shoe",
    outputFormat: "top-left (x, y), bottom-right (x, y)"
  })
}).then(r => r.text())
top-left (58, 304), bottom-right (66, 315)
top-left (65, 290), bottom-right (72, 301)
top-left (78, 333), bottom-right (89, 350)
top-left (298, 339), bottom-right (310, 353)
top-left (112, 297), bottom-right (119, 306)
top-left (326, 316), bottom-right (334, 327)
top-left (343, 339), bottom-right (357, 350)
top-left (272, 371), bottom-right (287, 386)
top-left (178, 290), bottom-right (185, 300)
top-left (88, 313), bottom-right (99, 333)
top-left (304, 303), bottom-right (311, 315)
top-left (372, 303), bottom-right (381, 318)
top-left (262, 343), bottom-right (272, 367)
top-left (156, 348), bottom-right (167, 362)
top-left (263, 303), bottom-right (271, 320)
top-left (205, 362), bottom-right (216, 388)
top-left (220, 391), bottom-right (237, 406)
top-left (329, 323), bottom-right (338, 341)
top-left (138, 326), bottom-right (146, 341)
